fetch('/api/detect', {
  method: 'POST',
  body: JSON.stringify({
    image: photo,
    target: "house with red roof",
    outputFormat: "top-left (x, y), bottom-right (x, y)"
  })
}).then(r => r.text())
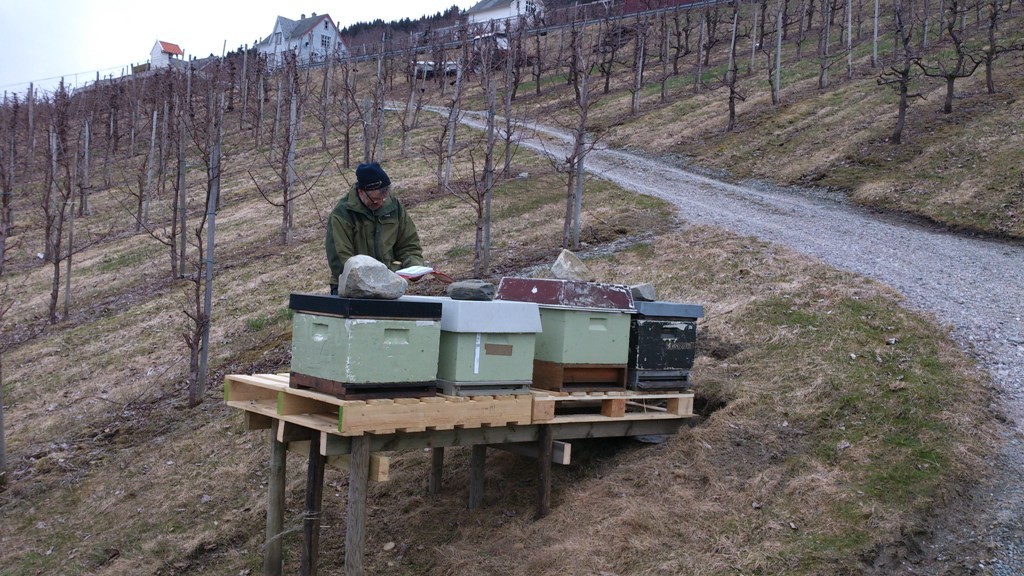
top-left (256, 12), bottom-right (348, 68)
top-left (150, 40), bottom-right (184, 69)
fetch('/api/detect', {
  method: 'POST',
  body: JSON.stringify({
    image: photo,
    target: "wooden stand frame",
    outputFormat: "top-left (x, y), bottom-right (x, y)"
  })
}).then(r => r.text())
top-left (230, 374), bottom-right (693, 576)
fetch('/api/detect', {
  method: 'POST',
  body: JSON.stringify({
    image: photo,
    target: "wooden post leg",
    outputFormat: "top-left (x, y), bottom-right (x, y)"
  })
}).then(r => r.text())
top-left (301, 432), bottom-right (326, 576)
top-left (468, 445), bottom-right (487, 509)
top-left (345, 435), bottom-right (371, 576)
top-left (264, 425), bottom-right (286, 576)
top-left (536, 425), bottom-right (553, 520)
top-left (428, 447), bottom-right (444, 495)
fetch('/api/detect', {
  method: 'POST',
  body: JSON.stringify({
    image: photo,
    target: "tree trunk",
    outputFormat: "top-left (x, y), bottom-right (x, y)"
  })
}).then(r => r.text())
top-left (79, 119), bottom-right (90, 216)
top-left (284, 88), bottom-right (297, 245)
top-left (0, 349), bottom-right (6, 485)
top-left (178, 73), bottom-right (191, 278)
top-left (775, 0), bottom-right (785, 103)
top-left (193, 93), bottom-right (224, 407)
top-left (240, 46), bottom-right (249, 131)
top-left (144, 109), bottom-right (158, 229)
top-left (751, 1), bottom-right (760, 73)
top-left (944, 76), bottom-right (956, 113)
top-left (321, 58), bottom-right (331, 151)
top-left (819, 0), bottom-right (832, 88)
top-left (847, 0), bottom-right (853, 78)
top-left (695, 15), bottom-right (706, 93)
top-left (727, 4), bottom-right (741, 132)
top-left (632, 18), bottom-right (645, 115)
top-left (894, 75), bottom-right (909, 144)
top-left (872, 0), bottom-right (880, 66)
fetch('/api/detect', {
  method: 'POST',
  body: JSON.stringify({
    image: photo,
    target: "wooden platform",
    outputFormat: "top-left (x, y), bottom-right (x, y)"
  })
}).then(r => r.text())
top-left (226, 374), bottom-right (694, 437)
top-left (225, 374), bottom-right (533, 436)
top-left (530, 389), bottom-right (694, 424)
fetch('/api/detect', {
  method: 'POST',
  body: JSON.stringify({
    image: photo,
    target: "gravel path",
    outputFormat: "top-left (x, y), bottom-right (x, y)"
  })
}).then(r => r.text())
top-left (455, 111), bottom-right (1024, 572)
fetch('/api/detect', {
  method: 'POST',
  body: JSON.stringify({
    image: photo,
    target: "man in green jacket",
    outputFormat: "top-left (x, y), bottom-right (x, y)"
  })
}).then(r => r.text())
top-left (325, 162), bottom-right (424, 294)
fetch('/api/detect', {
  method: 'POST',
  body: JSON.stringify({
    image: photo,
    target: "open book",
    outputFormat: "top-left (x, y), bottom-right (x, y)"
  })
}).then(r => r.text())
top-left (395, 265), bottom-right (434, 280)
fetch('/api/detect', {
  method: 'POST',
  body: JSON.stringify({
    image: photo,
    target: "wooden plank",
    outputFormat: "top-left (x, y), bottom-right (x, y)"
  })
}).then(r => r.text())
top-left (225, 378), bottom-right (279, 402)
top-left (345, 436), bottom-right (370, 576)
top-left (278, 393), bottom-right (336, 417)
top-left (490, 441), bottom-right (572, 465)
top-left (336, 394), bottom-right (532, 436)
top-left (532, 398), bottom-right (556, 422)
top-left (318, 419), bottom-right (689, 457)
top-left (543, 412), bottom-right (688, 425)
top-left (537, 425), bottom-right (553, 519)
top-left (286, 441), bottom-right (389, 482)
top-left (428, 448), bottom-right (444, 495)
top-left (301, 432), bottom-right (326, 576)
top-left (600, 398), bottom-right (627, 418)
top-left (264, 428), bottom-right (286, 576)
top-left (666, 396), bottom-right (694, 416)
top-left (227, 399), bottom-right (279, 421)
top-left (468, 445), bottom-right (486, 509)
top-left (278, 421), bottom-right (314, 443)
top-left (244, 412), bottom-right (273, 430)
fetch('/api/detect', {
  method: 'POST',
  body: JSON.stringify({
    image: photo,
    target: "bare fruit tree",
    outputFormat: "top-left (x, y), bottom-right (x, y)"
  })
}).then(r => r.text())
top-left (563, 21), bottom-right (602, 250)
top-left (180, 65), bottom-right (226, 407)
top-left (915, 0), bottom-right (984, 113)
top-left (0, 280), bottom-right (11, 485)
top-left (878, 0), bottom-right (922, 144)
top-left (980, 0), bottom-right (1024, 93)
top-left (0, 93), bottom-right (18, 277)
top-left (725, 0), bottom-right (746, 132)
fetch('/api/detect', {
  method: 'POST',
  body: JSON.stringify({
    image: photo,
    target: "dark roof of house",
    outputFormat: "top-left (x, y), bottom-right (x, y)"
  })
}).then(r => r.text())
top-left (257, 13), bottom-right (342, 47)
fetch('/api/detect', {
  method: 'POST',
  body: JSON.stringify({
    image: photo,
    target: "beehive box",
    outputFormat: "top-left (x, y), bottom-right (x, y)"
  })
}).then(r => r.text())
top-left (401, 295), bottom-right (542, 393)
top-left (496, 278), bottom-right (634, 365)
top-left (628, 301), bottom-right (704, 391)
top-left (288, 294), bottom-right (441, 397)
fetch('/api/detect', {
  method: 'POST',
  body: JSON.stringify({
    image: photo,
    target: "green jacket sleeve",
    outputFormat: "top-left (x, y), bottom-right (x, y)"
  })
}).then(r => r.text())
top-left (326, 212), bottom-right (356, 285)
top-left (393, 209), bottom-right (424, 269)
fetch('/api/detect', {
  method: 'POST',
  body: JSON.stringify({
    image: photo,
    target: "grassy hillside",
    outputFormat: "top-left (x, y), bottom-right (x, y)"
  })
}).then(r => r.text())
top-left (0, 5), bottom-right (1018, 574)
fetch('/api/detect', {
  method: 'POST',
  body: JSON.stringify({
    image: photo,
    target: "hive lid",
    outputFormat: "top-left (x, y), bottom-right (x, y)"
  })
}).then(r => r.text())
top-left (400, 295), bottom-right (542, 333)
top-left (634, 301), bottom-right (705, 319)
top-left (289, 293), bottom-right (441, 320)
top-left (495, 277), bottom-right (634, 312)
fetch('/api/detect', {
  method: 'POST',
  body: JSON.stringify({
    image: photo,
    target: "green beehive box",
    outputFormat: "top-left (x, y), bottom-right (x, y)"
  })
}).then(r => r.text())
top-left (533, 307), bottom-right (632, 365)
top-left (402, 296), bottom-right (541, 384)
top-left (288, 294), bottom-right (441, 386)
top-left (437, 332), bottom-right (537, 382)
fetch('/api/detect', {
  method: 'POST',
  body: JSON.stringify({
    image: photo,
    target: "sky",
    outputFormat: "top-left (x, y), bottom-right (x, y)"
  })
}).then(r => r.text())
top-left (0, 0), bottom-right (478, 95)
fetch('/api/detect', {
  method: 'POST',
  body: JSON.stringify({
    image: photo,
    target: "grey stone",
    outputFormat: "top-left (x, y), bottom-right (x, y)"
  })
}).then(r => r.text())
top-left (551, 249), bottom-right (590, 281)
top-left (447, 279), bottom-right (495, 301)
top-left (630, 283), bottom-right (658, 302)
top-left (338, 255), bottom-right (407, 299)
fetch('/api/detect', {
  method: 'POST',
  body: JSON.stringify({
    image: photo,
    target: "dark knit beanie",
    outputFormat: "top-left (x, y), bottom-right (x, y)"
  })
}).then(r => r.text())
top-left (355, 162), bottom-right (391, 191)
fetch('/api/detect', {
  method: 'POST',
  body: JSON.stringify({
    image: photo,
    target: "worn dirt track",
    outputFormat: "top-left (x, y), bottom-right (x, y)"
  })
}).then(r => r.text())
top-left (455, 110), bottom-right (1024, 573)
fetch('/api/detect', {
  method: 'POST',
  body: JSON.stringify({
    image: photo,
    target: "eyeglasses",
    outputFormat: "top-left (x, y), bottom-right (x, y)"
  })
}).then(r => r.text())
top-left (361, 187), bottom-right (390, 202)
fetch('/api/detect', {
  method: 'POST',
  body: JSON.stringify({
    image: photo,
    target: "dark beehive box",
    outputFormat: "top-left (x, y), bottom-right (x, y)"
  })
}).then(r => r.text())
top-left (627, 301), bottom-right (704, 391)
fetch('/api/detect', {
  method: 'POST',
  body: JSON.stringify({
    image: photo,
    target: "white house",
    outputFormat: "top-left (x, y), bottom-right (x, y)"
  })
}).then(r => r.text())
top-left (465, 0), bottom-right (545, 30)
top-left (150, 40), bottom-right (183, 68)
top-left (255, 13), bottom-right (348, 68)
